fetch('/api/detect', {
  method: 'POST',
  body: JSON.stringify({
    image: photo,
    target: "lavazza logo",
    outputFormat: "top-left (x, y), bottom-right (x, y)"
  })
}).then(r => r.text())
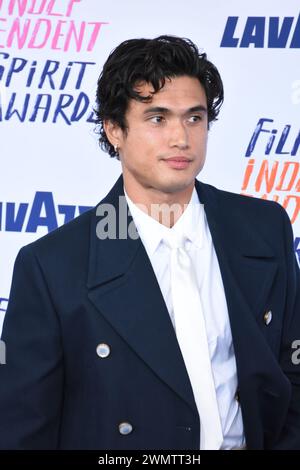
top-left (220, 14), bottom-right (300, 48)
top-left (0, 192), bottom-right (92, 233)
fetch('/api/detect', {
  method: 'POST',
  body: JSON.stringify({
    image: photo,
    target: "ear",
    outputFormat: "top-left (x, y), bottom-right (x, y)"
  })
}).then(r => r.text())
top-left (103, 120), bottom-right (124, 148)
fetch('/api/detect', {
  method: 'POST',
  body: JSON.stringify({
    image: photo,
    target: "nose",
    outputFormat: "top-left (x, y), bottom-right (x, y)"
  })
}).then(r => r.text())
top-left (169, 120), bottom-right (189, 149)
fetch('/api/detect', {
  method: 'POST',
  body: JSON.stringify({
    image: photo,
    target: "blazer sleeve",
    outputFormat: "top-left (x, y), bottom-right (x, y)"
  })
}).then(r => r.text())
top-left (0, 244), bottom-right (64, 449)
top-left (273, 208), bottom-right (300, 449)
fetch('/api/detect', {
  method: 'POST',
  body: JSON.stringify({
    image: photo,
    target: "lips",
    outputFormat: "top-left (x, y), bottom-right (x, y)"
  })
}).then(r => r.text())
top-left (165, 156), bottom-right (190, 162)
top-left (163, 156), bottom-right (191, 169)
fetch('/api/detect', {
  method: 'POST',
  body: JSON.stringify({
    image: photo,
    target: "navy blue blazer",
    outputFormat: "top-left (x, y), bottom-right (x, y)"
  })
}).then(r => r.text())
top-left (0, 176), bottom-right (300, 449)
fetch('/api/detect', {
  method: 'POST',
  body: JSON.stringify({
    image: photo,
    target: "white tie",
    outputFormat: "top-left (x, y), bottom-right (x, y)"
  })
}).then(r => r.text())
top-left (164, 231), bottom-right (223, 450)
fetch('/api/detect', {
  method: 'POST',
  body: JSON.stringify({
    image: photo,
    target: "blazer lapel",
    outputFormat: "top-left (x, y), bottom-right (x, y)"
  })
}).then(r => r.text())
top-left (195, 180), bottom-right (288, 443)
top-left (196, 180), bottom-right (279, 309)
top-left (87, 176), bottom-right (197, 413)
top-left (195, 179), bottom-right (279, 363)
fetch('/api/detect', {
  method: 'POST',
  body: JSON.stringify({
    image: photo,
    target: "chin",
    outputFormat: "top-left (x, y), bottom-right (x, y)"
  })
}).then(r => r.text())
top-left (159, 180), bottom-right (194, 194)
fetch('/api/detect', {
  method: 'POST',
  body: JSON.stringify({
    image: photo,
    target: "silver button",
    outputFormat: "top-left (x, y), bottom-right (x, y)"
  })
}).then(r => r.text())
top-left (96, 343), bottom-right (110, 358)
top-left (263, 310), bottom-right (272, 325)
top-left (119, 422), bottom-right (133, 435)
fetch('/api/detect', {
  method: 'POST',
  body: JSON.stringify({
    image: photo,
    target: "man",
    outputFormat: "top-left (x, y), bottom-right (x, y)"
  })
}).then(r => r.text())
top-left (0, 35), bottom-right (300, 450)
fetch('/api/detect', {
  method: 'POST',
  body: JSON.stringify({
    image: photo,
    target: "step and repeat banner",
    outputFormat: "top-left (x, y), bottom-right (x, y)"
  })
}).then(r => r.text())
top-left (1, 0), bottom-right (300, 332)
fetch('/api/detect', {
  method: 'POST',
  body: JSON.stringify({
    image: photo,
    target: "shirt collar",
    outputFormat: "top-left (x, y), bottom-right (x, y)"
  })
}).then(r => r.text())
top-left (124, 186), bottom-right (205, 256)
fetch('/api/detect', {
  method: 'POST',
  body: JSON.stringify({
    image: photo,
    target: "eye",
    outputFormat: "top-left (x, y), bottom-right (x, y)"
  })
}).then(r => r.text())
top-left (149, 115), bottom-right (165, 124)
top-left (188, 115), bottom-right (202, 123)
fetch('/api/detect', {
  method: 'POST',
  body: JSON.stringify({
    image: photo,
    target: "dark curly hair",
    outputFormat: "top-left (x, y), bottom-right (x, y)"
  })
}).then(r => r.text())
top-left (94, 35), bottom-right (224, 159)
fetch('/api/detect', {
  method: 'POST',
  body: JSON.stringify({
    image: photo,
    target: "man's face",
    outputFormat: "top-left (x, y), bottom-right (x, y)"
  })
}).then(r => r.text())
top-left (109, 75), bottom-right (208, 199)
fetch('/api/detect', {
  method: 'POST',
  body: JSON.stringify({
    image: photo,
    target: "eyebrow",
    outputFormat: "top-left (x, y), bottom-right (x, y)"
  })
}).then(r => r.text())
top-left (143, 105), bottom-right (207, 116)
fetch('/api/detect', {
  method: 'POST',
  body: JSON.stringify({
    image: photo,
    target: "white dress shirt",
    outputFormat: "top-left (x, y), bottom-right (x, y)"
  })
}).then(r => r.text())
top-left (124, 185), bottom-right (245, 449)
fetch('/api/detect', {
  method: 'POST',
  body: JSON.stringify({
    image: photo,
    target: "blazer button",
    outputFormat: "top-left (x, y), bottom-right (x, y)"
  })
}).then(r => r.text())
top-left (96, 343), bottom-right (111, 358)
top-left (263, 310), bottom-right (272, 326)
top-left (119, 422), bottom-right (133, 435)
top-left (235, 389), bottom-right (240, 403)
